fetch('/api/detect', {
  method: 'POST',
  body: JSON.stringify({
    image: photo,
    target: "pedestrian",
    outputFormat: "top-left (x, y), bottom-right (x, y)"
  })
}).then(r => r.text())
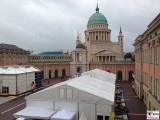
top-left (132, 81), bottom-right (135, 90)
top-left (48, 79), bottom-right (50, 84)
top-left (141, 95), bottom-right (144, 101)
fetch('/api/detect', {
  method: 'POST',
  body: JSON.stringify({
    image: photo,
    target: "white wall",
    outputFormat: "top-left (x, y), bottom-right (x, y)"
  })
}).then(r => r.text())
top-left (0, 75), bottom-right (16, 95)
top-left (17, 73), bottom-right (35, 94)
top-left (79, 103), bottom-right (96, 120)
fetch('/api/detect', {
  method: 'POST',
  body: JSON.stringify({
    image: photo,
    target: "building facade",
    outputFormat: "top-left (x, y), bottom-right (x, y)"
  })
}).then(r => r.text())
top-left (29, 51), bottom-right (71, 79)
top-left (70, 5), bottom-right (135, 80)
top-left (0, 5), bottom-right (135, 82)
top-left (133, 13), bottom-right (160, 110)
top-left (0, 43), bottom-right (30, 66)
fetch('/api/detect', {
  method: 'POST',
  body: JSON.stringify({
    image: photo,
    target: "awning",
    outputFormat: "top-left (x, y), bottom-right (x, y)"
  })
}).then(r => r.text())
top-left (13, 107), bottom-right (56, 119)
top-left (50, 109), bottom-right (76, 120)
top-left (16, 117), bottom-right (25, 120)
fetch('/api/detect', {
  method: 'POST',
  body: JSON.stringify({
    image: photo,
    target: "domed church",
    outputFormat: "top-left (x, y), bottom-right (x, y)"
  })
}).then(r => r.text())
top-left (85, 4), bottom-right (123, 62)
top-left (70, 4), bottom-right (134, 80)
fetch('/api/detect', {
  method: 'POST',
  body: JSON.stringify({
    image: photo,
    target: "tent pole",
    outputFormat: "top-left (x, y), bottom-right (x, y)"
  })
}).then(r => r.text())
top-left (95, 104), bottom-right (97, 120)
top-left (78, 102), bottom-right (79, 119)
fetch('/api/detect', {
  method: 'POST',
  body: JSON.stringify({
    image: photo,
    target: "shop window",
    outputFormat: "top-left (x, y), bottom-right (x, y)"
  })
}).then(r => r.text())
top-left (97, 115), bottom-right (103, 120)
top-left (105, 116), bottom-right (109, 120)
top-left (2, 87), bottom-right (9, 94)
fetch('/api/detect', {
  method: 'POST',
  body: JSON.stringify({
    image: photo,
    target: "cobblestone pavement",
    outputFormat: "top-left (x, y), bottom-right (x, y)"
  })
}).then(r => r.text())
top-left (117, 81), bottom-right (147, 120)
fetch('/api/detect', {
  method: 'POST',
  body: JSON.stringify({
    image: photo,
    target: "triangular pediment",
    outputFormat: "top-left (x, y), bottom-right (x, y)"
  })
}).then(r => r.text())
top-left (95, 50), bottom-right (118, 55)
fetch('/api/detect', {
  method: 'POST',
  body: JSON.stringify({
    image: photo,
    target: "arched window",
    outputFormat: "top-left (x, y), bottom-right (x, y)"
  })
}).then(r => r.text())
top-left (77, 67), bottom-right (81, 73)
top-left (49, 70), bottom-right (51, 79)
top-left (62, 69), bottom-right (66, 77)
top-left (117, 71), bottom-right (122, 80)
top-left (128, 71), bottom-right (134, 81)
top-left (55, 70), bottom-right (58, 78)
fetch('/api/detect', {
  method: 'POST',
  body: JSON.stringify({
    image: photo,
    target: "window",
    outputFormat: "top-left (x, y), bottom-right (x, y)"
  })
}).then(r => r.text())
top-left (151, 76), bottom-right (154, 94)
top-left (156, 78), bottom-right (158, 97)
top-left (96, 36), bottom-right (98, 40)
top-left (151, 47), bottom-right (154, 64)
top-left (67, 89), bottom-right (73, 99)
top-left (2, 87), bottom-right (9, 94)
top-left (156, 45), bottom-right (158, 64)
top-left (59, 88), bottom-right (65, 98)
top-left (97, 115), bottom-right (103, 120)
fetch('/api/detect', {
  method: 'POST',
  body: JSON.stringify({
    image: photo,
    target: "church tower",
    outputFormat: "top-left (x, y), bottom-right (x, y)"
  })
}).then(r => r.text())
top-left (70, 33), bottom-right (89, 76)
top-left (118, 27), bottom-right (124, 58)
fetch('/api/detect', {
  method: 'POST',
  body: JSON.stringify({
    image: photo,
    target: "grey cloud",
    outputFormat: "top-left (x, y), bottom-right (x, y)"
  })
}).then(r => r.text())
top-left (0, 0), bottom-right (159, 53)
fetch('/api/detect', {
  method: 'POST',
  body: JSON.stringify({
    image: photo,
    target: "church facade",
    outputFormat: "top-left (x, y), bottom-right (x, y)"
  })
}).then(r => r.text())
top-left (70, 5), bottom-right (134, 80)
top-left (0, 5), bottom-right (135, 81)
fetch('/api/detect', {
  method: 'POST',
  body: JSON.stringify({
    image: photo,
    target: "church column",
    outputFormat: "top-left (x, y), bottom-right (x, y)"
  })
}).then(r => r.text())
top-left (92, 32), bottom-right (93, 41)
top-left (107, 32), bottom-right (109, 41)
top-left (75, 52), bottom-right (77, 62)
top-left (99, 31), bottom-right (102, 41)
top-left (100, 31), bottom-right (102, 41)
top-left (109, 56), bottom-right (110, 62)
top-left (95, 32), bottom-right (96, 41)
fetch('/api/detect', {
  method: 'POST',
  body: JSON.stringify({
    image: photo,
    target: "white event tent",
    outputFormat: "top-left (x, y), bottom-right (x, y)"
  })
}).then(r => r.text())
top-left (14, 69), bottom-right (116, 120)
top-left (0, 65), bottom-right (40, 95)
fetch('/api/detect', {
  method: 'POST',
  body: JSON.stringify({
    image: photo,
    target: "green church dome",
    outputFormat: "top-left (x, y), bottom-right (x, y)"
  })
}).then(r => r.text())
top-left (88, 5), bottom-right (107, 25)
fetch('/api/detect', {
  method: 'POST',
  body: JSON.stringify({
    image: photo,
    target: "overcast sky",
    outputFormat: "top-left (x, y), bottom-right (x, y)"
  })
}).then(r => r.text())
top-left (0, 0), bottom-right (159, 54)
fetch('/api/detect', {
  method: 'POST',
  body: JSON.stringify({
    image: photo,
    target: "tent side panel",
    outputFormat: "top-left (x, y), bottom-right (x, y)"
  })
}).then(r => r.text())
top-left (17, 74), bottom-right (26, 94)
top-left (26, 73), bottom-right (35, 91)
top-left (79, 103), bottom-right (96, 120)
top-left (97, 104), bottom-right (112, 116)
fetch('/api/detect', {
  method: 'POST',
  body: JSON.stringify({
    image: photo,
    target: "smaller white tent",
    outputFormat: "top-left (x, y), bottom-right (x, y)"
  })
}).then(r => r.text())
top-left (13, 106), bottom-right (56, 119)
top-left (82, 68), bottom-right (116, 85)
top-left (51, 109), bottom-right (76, 120)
